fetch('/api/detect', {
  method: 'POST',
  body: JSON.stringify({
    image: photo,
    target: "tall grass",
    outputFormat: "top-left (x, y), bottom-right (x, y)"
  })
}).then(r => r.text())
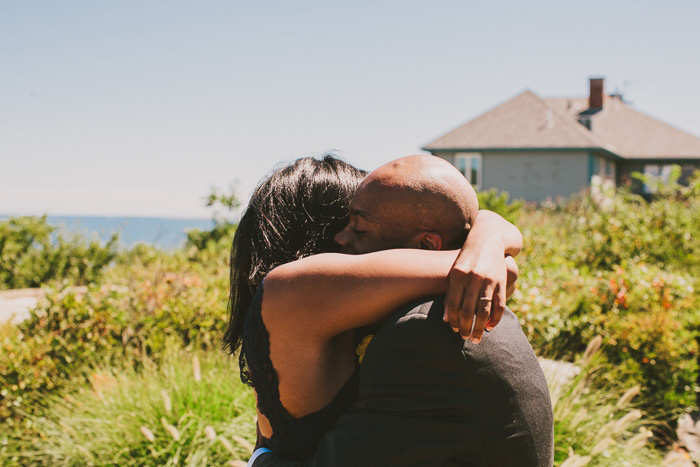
top-left (3, 335), bottom-right (667, 466)
top-left (2, 347), bottom-right (255, 466)
top-left (547, 338), bottom-right (663, 467)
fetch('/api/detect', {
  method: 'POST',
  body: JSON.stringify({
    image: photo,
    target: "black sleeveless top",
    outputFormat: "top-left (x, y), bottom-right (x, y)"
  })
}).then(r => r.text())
top-left (239, 282), bottom-right (360, 460)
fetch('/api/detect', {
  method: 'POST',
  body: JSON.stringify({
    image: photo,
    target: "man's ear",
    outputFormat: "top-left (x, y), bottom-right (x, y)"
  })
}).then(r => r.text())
top-left (418, 232), bottom-right (443, 251)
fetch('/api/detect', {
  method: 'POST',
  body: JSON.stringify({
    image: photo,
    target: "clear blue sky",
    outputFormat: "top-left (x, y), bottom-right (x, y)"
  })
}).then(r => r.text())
top-left (2, 0), bottom-right (699, 218)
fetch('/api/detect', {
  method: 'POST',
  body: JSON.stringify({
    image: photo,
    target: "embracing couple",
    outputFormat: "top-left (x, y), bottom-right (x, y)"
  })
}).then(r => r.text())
top-left (224, 155), bottom-right (553, 466)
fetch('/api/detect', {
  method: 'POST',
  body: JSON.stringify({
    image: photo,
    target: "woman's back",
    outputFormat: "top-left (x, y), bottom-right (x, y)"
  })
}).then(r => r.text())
top-left (240, 283), bottom-right (360, 459)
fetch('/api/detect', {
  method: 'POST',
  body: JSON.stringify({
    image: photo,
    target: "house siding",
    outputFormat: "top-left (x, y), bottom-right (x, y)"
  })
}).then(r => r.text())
top-left (432, 151), bottom-right (455, 166)
top-left (431, 150), bottom-right (591, 201)
top-left (483, 151), bottom-right (591, 201)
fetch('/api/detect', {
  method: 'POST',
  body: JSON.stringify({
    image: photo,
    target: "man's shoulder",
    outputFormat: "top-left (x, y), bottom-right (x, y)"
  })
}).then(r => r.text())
top-left (390, 295), bottom-right (443, 324)
top-left (361, 296), bottom-right (458, 369)
top-left (377, 296), bottom-right (521, 339)
top-left (366, 297), bottom-right (541, 390)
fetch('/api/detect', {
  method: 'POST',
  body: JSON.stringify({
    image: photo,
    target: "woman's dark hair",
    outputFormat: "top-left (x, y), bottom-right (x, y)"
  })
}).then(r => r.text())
top-left (223, 154), bottom-right (367, 356)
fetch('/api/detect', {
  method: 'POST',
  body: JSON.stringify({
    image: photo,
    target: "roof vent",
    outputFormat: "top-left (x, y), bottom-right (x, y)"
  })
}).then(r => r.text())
top-left (544, 109), bottom-right (554, 128)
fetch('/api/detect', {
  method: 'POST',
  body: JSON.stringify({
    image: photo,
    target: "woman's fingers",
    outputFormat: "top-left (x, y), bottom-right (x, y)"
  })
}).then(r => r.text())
top-left (469, 282), bottom-right (496, 343)
top-left (504, 256), bottom-right (519, 299)
top-left (458, 295), bottom-right (476, 340)
top-left (444, 268), bottom-right (466, 332)
top-left (445, 252), bottom-right (514, 341)
top-left (486, 282), bottom-right (507, 331)
top-left (457, 272), bottom-right (482, 340)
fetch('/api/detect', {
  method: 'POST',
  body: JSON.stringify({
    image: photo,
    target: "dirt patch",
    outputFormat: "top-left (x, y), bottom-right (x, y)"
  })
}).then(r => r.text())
top-left (0, 288), bottom-right (44, 324)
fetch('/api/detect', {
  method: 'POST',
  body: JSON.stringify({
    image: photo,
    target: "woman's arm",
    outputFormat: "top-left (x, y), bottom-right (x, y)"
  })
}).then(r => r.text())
top-left (264, 211), bottom-right (520, 345)
top-left (444, 209), bottom-right (523, 344)
top-left (263, 249), bottom-right (459, 341)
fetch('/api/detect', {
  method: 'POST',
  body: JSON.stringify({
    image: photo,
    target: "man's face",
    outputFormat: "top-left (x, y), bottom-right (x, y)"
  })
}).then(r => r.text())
top-left (333, 185), bottom-right (413, 254)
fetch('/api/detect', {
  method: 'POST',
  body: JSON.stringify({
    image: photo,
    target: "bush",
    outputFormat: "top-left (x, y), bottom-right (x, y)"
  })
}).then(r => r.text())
top-left (477, 188), bottom-right (524, 224)
top-left (0, 216), bottom-right (118, 289)
top-left (516, 169), bottom-right (700, 425)
top-left (185, 222), bottom-right (236, 263)
top-left (530, 173), bottom-right (700, 275)
top-left (0, 259), bottom-right (229, 425)
top-left (185, 187), bottom-right (239, 263)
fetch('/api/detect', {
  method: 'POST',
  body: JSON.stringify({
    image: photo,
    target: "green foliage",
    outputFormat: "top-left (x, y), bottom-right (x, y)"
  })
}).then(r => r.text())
top-left (631, 164), bottom-right (700, 199)
top-left (1, 348), bottom-right (256, 466)
top-left (205, 186), bottom-right (240, 213)
top-left (477, 188), bottom-right (524, 224)
top-left (0, 216), bottom-right (118, 289)
top-left (516, 167), bottom-right (700, 424)
top-left (185, 222), bottom-right (236, 263)
top-left (555, 190), bottom-right (698, 274)
top-left (0, 258), bottom-right (229, 425)
top-left (185, 187), bottom-right (239, 262)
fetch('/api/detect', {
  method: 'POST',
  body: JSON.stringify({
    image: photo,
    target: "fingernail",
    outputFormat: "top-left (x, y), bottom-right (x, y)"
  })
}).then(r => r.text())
top-left (443, 310), bottom-right (448, 322)
top-left (451, 326), bottom-right (459, 333)
top-left (471, 336), bottom-right (481, 344)
top-left (461, 334), bottom-right (469, 340)
top-left (485, 325), bottom-right (493, 332)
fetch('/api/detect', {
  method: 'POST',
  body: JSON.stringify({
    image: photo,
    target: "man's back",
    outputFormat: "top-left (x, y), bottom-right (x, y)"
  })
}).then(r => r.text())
top-left (353, 297), bottom-right (553, 466)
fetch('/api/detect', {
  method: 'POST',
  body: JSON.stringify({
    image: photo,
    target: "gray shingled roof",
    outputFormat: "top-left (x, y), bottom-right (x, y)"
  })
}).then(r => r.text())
top-left (424, 91), bottom-right (700, 159)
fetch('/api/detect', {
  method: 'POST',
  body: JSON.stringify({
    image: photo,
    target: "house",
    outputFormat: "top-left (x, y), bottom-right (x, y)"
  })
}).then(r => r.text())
top-left (422, 78), bottom-right (700, 201)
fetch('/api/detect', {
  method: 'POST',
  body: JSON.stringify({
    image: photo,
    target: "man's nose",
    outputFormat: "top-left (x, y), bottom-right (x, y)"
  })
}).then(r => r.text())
top-left (334, 225), bottom-right (351, 247)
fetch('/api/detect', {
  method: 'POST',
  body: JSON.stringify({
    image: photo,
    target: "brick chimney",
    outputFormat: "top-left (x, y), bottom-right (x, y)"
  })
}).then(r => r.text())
top-left (589, 77), bottom-right (604, 110)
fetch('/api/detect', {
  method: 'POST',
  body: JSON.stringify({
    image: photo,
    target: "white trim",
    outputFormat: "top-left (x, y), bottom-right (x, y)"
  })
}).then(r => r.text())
top-left (454, 152), bottom-right (482, 189)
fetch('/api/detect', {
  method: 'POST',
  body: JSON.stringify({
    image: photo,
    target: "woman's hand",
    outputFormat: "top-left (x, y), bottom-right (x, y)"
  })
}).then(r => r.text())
top-left (443, 210), bottom-right (522, 344)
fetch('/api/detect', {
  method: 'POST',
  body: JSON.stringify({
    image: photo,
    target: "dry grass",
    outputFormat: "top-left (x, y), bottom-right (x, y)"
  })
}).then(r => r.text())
top-left (547, 337), bottom-right (664, 466)
top-left (1, 346), bottom-right (256, 466)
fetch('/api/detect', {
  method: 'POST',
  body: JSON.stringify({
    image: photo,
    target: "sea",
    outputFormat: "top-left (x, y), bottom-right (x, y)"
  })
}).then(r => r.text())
top-left (0, 215), bottom-right (216, 250)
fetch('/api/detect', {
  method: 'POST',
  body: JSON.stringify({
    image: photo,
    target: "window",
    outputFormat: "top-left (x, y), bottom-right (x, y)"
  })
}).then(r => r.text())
top-left (593, 155), bottom-right (601, 176)
top-left (593, 156), bottom-right (615, 180)
top-left (605, 159), bottom-right (613, 177)
top-left (454, 153), bottom-right (482, 189)
top-left (643, 164), bottom-right (673, 194)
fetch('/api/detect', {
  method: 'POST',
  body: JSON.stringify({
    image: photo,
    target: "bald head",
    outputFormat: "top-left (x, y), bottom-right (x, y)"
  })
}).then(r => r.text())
top-left (334, 155), bottom-right (479, 253)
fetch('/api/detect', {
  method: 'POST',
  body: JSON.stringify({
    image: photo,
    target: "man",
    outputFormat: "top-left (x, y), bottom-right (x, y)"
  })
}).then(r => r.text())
top-left (251, 156), bottom-right (554, 466)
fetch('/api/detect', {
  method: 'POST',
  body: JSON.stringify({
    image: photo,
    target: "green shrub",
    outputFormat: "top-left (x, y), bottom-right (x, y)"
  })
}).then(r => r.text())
top-left (0, 260), bottom-right (229, 425)
top-left (516, 170), bottom-right (700, 424)
top-left (185, 186), bottom-right (239, 263)
top-left (185, 222), bottom-right (236, 263)
top-left (531, 172), bottom-right (700, 275)
top-left (0, 216), bottom-right (118, 289)
top-left (518, 266), bottom-right (699, 423)
top-left (477, 188), bottom-right (524, 224)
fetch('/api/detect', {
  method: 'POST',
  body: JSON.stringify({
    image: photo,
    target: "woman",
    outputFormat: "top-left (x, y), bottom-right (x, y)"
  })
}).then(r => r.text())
top-left (223, 155), bottom-right (520, 459)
